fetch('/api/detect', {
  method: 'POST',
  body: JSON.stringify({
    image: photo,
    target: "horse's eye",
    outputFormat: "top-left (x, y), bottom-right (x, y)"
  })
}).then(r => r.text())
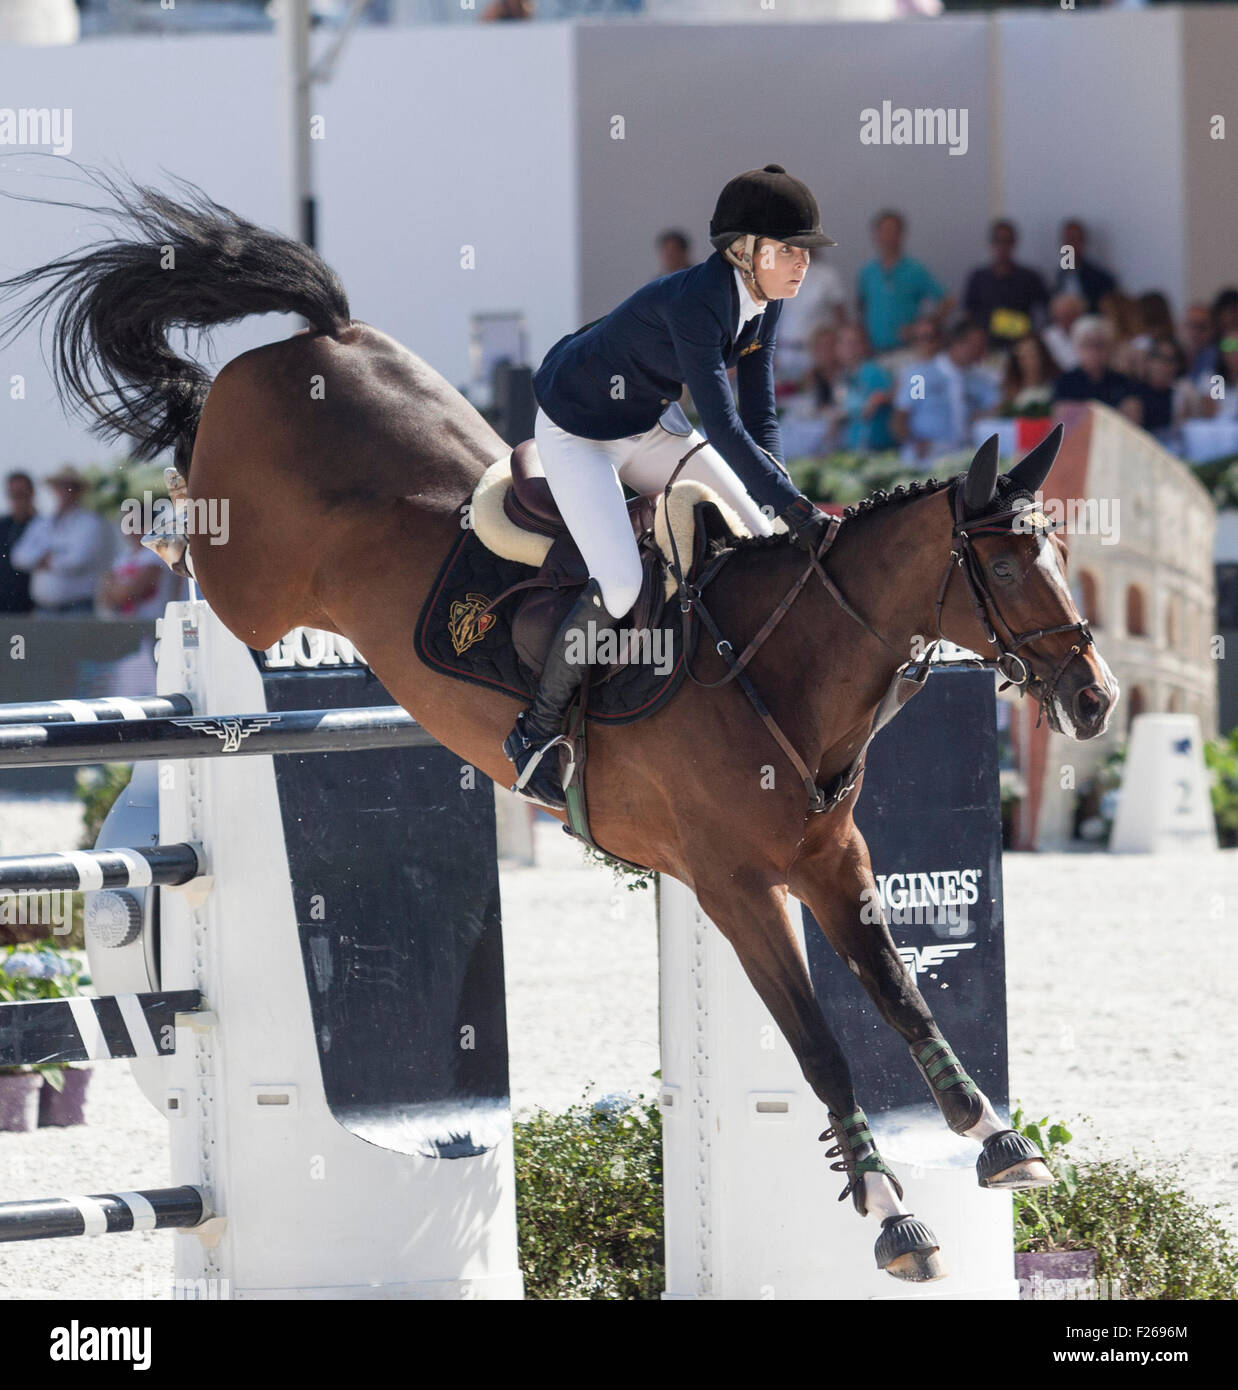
top-left (991, 559), bottom-right (1015, 580)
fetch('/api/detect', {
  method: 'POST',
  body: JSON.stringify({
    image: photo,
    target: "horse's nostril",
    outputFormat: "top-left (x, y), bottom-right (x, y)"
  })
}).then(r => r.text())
top-left (1075, 685), bottom-right (1108, 724)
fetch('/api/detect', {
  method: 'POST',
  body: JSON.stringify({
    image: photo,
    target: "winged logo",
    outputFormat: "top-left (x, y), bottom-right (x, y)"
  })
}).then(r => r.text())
top-left (172, 715), bottom-right (280, 753)
top-left (897, 941), bottom-right (976, 981)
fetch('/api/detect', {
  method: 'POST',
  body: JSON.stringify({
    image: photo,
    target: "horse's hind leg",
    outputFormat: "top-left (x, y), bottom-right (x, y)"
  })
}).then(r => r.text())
top-left (691, 866), bottom-right (946, 1281)
top-left (787, 817), bottom-right (1053, 1192)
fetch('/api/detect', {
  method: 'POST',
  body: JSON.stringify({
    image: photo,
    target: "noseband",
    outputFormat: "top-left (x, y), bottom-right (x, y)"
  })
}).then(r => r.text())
top-left (934, 483), bottom-right (1093, 727)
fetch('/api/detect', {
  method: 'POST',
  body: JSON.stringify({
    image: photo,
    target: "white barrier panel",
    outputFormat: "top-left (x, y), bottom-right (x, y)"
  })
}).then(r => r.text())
top-left (659, 880), bottom-right (1018, 1301)
top-left (1110, 714), bottom-right (1218, 855)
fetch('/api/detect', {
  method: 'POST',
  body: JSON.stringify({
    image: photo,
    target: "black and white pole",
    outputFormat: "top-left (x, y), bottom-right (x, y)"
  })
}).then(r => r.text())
top-left (0, 705), bottom-right (437, 769)
top-left (0, 1188), bottom-right (206, 1243)
top-left (0, 843), bottom-right (203, 893)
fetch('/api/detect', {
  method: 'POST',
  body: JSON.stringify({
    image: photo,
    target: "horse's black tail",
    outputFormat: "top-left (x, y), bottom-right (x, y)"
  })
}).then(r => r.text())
top-left (0, 165), bottom-right (351, 472)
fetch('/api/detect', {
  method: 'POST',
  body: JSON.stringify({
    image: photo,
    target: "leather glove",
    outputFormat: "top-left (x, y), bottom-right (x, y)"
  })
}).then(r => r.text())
top-left (779, 495), bottom-right (830, 555)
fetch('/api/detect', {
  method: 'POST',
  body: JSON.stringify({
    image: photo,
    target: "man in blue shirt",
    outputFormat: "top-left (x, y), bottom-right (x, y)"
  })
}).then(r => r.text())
top-left (857, 210), bottom-right (949, 354)
top-left (893, 319), bottom-right (1000, 465)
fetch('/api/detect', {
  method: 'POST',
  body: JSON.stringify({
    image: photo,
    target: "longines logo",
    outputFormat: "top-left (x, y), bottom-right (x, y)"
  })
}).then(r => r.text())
top-left (172, 715), bottom-right (279, 753)
top-left (860, 867), bottom-right (983, 936)
top-left (261, 628), bottom-right (368, 670)
top-left (898, 942), bottom-right (976, 982)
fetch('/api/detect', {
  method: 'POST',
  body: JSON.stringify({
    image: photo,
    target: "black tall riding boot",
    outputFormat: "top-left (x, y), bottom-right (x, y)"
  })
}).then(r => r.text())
top-left (503, 579), bottom-right (619, 811)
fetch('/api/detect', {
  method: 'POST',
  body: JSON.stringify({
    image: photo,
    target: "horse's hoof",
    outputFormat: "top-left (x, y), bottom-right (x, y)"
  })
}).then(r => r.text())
top-left (977, 1129), bottom-right (1055, 1190)
top-left (874, 1215), bottom-right (947, 1283)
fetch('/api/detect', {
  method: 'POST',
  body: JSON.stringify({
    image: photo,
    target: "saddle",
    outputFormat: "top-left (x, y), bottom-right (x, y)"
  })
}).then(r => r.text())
top-left (471, 441), bottom-right (702, 679)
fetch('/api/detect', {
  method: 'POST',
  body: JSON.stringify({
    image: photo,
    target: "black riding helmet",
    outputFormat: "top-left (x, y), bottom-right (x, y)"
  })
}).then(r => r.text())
top-left (709, 164), bottom-right (837, 251)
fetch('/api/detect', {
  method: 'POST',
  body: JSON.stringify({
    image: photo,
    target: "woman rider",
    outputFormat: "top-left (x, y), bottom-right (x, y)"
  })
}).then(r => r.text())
top-left (504, 164), bottom-right (836, 809)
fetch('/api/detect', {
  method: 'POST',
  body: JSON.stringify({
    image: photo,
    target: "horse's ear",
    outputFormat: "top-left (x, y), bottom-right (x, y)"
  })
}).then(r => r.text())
top-left (1007, 422), bottom-right (1064, 495)
top-left (963, 434), bottom-right (1000, 514)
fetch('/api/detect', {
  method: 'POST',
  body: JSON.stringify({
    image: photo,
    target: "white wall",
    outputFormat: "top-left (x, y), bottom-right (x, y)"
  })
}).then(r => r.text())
top-left (995, 9), bottom-right (1188, 315)
top-left (0, 34), bottom-right (294, 478)
top-left (0, 24), bottom-right (577, 483)
top-left (317, 24), bottom-right (576, 393)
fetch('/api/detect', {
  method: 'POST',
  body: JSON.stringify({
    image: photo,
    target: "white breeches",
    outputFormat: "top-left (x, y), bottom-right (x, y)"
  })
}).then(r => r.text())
top-left (533, 408), bottom-right (776, 619)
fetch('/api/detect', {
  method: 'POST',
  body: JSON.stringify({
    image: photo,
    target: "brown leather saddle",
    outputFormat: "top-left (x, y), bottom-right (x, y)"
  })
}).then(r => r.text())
top-left (495, 441), bottom-right (669, 679)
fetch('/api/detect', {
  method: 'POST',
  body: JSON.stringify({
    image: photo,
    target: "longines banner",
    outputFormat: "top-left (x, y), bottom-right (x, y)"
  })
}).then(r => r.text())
top-left (804, 667), bottom-right (1009, 1116)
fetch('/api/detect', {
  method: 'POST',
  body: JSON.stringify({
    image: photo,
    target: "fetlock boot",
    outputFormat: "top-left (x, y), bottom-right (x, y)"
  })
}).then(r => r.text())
top-left (503, 578), bottom-right (619, 811)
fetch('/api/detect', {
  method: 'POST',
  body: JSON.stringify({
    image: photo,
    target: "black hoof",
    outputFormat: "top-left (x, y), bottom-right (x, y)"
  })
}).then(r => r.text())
top-left (977, 1129), bottom-right (1055, 1190)
top-left (874, 1214), bottom-right (947, 1282)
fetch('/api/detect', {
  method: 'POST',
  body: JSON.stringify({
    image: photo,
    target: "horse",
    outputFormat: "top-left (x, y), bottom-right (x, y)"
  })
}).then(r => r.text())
top-left (0, 173), bottom-right (1118, 1281)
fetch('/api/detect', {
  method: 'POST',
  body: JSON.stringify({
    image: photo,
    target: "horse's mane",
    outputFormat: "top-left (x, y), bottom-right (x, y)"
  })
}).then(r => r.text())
top-left (725, 471), bottom-right (1036, 557)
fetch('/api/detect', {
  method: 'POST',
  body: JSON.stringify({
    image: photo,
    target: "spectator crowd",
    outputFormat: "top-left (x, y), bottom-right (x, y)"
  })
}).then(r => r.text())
top-left (0, 465), bottom-right (173, 619)
top-left (659, 214), bottom-right (1238, 467)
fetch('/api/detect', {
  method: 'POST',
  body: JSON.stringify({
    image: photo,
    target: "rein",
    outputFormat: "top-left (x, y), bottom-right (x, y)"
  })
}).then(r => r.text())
top-left (662, 457), bottom-right (1092, 814)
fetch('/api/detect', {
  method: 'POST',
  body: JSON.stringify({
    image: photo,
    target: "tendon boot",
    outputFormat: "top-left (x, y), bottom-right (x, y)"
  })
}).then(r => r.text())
top-left (503, 578), bottom-right (619, 811)
top-left (909, 1036), bottom-right (985, 1135)
top-left (822, 1109), bottom-right (945, 1282)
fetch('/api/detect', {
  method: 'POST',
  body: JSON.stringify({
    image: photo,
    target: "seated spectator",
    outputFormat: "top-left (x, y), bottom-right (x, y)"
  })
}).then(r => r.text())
top-left (1203, 334), bottom-right (1238, 421)
top-left (654, 229), bottom-right (693, 277)
top-left (1043, 292), bottom-right (1085, 370)
top-left (1128, 290), bottom-right (1176, 378)
top-left (98, 529), bottom-right (169, 620)
top-left (1182, 302), bottom-right (1218, 386)
top-left (1052, 316), bottom-right (1142, 424)
top-left (836, 323), bottom-right (896, 453)
top-left (963, 218), bottom-right (1049, 348)
top-left (1054, 218), bottom-right (1118, 312)
top-left (1001, 334), bottom-right (1060, 413)
top-left (779, 326), bottom-right (842, 458)
top-left (798, 325), bottom-right (840, 409)
top-left (8, 466), bottom-right (111, 616)
top-left (857, 210), bottom-right (950, 354)
top-left (1214, 287), bottom-right (1238, 341)
top-left (892, 317), bottom-right (999, 466)
top-left (773, 259), bottom-right (848, 386)
top-left (902, 316), bottom-right (943, 371)
top-left (1099, 291), bottom-right (1142, 375)
top-left (0, 470), bottom-right (36, 614)
top-left (1135, 337), bottom-right (1201, 450)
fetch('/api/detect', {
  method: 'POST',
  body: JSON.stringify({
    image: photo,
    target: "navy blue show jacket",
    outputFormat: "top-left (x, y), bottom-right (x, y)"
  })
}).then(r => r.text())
top-left (532, 251), bottom-right (799, 516)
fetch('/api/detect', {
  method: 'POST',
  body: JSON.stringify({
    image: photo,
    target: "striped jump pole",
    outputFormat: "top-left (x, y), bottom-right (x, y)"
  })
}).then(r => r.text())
top-left (0, 990), bottom-right (202, 1067)
top-left (0, 694), bottom-right (193, 726)
top-left (0, 1188), bottom-right (206, 1243)
top-left (0, 843), bottom-right (203, 893)
top-left (0, 704), bottom-right (437, 769)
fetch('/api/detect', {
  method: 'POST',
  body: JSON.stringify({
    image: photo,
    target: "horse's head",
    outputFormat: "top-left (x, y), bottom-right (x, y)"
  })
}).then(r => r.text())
top-left (938, 428), bottom-right (1119, 740)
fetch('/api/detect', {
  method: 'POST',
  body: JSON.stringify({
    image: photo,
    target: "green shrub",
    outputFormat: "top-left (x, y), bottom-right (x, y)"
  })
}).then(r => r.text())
top-left (1011, 1108), bottom-right (1238, 1300)
top-left (77, 763), bottom-right (134, 850)
top-left (514, 1090), bottom-right (663, 1300)
top-left (1203, 728), bottom-right (1238, 848)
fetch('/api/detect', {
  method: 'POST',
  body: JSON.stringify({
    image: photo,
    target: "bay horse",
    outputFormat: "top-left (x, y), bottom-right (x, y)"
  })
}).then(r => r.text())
top-left (0, 174), bottom-right (1118, 1281)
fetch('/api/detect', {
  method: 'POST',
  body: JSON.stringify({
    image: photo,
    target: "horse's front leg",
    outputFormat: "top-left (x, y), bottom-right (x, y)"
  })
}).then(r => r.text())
top-left (787, 816), bottom-right (1053, 1192)
top-left (691, 864), bottom-right (946, 1281)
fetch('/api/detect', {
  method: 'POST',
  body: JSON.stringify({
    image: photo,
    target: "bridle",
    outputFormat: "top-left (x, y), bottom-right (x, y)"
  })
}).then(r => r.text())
top-left (934, 482), bottom-right (1094, 730)
top-left (664, 461), bottom-right (1095, 813)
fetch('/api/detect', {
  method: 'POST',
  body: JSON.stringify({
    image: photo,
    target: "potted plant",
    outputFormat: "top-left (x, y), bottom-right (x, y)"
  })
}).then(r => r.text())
top-left (0, 944), bottom-right (93, 1131)
top-left (1010, 1110), bottom-right (1097, 1299)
